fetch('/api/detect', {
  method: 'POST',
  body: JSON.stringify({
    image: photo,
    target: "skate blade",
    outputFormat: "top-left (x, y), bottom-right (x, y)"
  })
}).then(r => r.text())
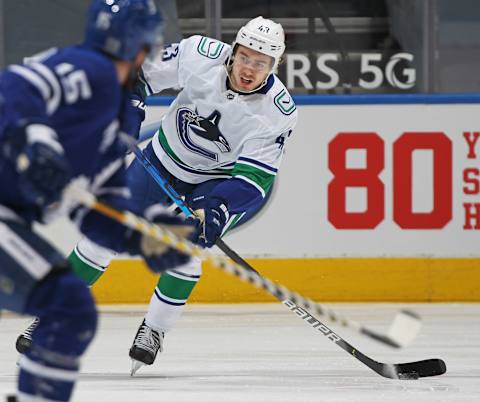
top-left (130, 359), bottom-right (145, 376)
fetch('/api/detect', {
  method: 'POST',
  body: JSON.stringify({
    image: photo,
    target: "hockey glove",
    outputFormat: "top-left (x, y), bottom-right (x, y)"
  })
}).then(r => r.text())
top-left (124, 205), bottom-right (194, 273)
top-left (4, 123), bottom-right (71, 208)
top-left (189, 196), bottom-right (229, 249)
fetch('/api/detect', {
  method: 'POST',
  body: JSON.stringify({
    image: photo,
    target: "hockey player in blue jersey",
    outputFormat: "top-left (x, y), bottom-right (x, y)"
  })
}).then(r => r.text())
top-left (0, 1), bottom-right (193, 401)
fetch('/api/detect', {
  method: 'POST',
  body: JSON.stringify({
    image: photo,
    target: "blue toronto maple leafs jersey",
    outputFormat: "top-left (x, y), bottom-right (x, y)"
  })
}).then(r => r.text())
top-left (0, 45), bottom-right (134, 250)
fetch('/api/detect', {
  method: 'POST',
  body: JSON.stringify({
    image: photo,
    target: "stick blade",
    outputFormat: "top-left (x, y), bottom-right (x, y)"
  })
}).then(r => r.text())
top-left (394, 358), bottom-right (447, 379)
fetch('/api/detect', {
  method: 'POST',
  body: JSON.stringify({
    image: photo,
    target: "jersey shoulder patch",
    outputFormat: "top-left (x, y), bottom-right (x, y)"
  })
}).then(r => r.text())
top-left (273, 89), bottom-right (296, 116)
top-left (196, 36), bottom-right (225, 59)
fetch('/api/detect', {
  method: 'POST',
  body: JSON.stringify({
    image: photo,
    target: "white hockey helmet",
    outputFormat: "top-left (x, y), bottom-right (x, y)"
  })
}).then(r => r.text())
top-left (233, 16), bottom-right (285, 72)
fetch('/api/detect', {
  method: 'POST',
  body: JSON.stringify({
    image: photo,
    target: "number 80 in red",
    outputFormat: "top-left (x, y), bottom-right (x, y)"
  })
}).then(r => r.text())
top-left (328, 132), bottom-right (452, 229)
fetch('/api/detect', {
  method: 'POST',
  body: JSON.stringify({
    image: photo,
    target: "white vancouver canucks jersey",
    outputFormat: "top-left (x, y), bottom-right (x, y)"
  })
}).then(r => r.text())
top-left (142, 35), bottom-right (297, 198)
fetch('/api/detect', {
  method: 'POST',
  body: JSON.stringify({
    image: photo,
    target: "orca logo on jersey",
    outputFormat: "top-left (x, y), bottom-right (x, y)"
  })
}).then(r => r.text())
top-left (176, 107), bottom-right (231, 161)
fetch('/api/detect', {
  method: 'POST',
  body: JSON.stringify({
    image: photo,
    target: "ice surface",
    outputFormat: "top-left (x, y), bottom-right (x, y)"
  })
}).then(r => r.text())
top-left (1, 303), bottom-right (479, 402)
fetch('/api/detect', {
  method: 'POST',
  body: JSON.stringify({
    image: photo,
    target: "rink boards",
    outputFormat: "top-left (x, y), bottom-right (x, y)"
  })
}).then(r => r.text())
top-left (40, 95), bottom-right (480, 302)
top-left (92, 257), bottom-right (480, 303)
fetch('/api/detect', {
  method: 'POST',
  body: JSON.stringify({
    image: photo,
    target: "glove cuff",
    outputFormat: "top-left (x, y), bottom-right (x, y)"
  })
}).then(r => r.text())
top-left (25, 124), bottom-right (64, 154)
top-left (218, 202), bottom-right (230, 224)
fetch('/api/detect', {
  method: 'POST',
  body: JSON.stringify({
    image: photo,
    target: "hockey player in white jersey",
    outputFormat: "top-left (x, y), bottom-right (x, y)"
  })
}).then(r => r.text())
top-left (17, 16), bottom-right (298, 375)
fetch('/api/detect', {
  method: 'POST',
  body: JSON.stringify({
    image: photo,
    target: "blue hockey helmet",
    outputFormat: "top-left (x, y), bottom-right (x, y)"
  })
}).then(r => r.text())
top-left (84, 0), bottom-right (163, 61)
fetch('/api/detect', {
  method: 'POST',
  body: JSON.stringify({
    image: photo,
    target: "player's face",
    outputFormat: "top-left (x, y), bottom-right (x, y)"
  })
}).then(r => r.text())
top-left (230, 45), bottom-right (273, 92)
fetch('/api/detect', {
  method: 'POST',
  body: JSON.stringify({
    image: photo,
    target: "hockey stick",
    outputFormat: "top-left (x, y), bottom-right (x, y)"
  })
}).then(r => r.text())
top-left (63, 184), bottom-right (446, 380)
top-left (125, 133), bottom-right (421, 348)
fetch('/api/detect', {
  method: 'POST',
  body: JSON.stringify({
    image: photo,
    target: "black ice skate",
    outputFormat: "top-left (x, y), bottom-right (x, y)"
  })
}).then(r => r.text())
top-left (129, 319), bottom-right (164, 376)
top-left (15, 317), bottom-right (40, 354)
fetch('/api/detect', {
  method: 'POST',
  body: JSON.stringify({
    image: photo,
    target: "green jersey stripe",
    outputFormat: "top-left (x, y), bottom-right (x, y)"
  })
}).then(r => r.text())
top-left (158, 127), bottom-right (185, 165)
top-left (231, 162), bottom-right (275, 193)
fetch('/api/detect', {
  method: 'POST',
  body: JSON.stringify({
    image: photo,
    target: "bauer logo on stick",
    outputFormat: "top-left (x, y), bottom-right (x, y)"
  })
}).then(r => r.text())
top-left (283, 300), bottom-right (341, 343)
